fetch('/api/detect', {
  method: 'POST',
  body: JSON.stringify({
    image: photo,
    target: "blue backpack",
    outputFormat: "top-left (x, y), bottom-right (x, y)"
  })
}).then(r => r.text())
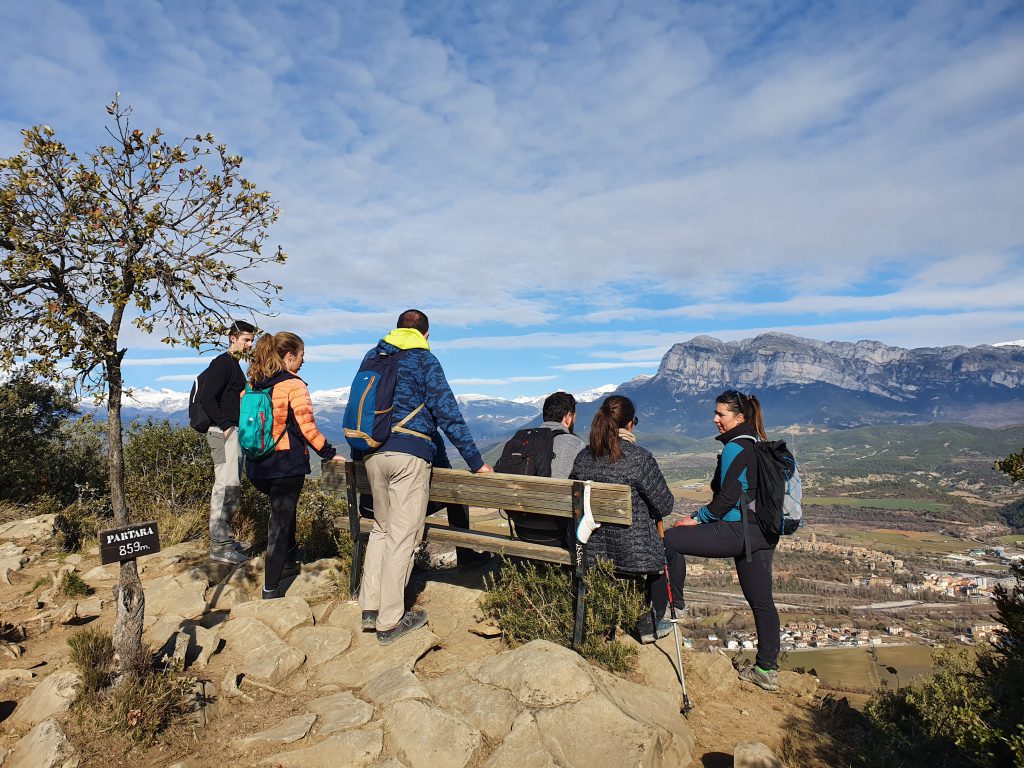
top-left (238, 384), bottom-right (287, 460)
top-left (343, 350), bottom-right (424, 452)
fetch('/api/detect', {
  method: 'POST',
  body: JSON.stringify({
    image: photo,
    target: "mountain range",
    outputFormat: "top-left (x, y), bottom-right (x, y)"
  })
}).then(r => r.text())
top-left (102, 334), bottom-right (1023, 441)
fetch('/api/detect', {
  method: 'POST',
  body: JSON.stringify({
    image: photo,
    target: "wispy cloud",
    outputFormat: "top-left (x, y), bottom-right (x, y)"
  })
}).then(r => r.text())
top-left (450, 375), bottom-right (557, 386)
top-left (553, 361), bottom-right (661, 372)
top-left (2, 1), bottom-right (1022, 397)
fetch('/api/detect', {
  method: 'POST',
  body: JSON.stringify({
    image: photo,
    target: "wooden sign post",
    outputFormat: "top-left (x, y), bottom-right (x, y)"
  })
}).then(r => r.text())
top-left (98, 521), bottom-right (161, 565)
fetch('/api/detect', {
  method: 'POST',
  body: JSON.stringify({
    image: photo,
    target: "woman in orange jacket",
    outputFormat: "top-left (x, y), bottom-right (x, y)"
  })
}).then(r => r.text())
top-left (245, 332), bottom-right (343, 599)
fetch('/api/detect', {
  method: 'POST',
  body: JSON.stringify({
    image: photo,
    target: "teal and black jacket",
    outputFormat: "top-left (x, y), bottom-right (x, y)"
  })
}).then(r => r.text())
top-left (357, 328), bottom-right (484, 472)
top-left (693, 422), bottom-right (759, 523)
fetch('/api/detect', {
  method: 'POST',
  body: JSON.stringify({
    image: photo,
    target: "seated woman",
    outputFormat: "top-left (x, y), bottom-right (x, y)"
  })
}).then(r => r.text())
top-left (664, 390), bottom-right (781, 691)
top-left (570, 395), bottom-right (677, 642)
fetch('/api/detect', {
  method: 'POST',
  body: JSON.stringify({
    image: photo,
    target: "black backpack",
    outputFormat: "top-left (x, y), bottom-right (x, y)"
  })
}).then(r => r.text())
top-left (733, 436), bottom-right (803, 543)
top-left (188, 371), bottom-right (212, 434)
top-left (494, 427), bottom-right (564, 545)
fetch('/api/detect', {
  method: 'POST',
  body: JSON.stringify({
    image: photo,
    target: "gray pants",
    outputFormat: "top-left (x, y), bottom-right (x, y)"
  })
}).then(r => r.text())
top-left (359, 452), bottom-right (432, 630)
top-left (207, 427), bottom-right (242, 548)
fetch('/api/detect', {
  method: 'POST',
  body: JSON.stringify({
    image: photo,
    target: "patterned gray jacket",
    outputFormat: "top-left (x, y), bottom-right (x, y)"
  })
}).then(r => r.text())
top-left (569, 439), bottom-right (674, 573)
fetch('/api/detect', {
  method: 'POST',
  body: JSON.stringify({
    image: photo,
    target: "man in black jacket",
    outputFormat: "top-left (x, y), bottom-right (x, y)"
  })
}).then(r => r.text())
top-left (199, 320), bottom-right (255, 564)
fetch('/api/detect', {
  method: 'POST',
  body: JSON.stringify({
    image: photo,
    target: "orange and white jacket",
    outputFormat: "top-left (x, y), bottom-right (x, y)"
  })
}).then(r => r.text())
top-left (244, 371), bottom-right (337, 480)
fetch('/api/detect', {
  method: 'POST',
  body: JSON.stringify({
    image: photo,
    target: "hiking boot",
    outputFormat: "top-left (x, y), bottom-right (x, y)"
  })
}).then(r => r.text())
top-left (232, 539), bottom-right (252, 553)
top-left (262, 585), bottom-right (283, 600)
top-left (377, 610), bottom-right (428, 646)
top-left (211, 546), bottom-right (250, 565)
top-left (361, 610), bottom-right (378, 631)
top-left (281, 560), bottom-right (301, 580)
top-left (641, 618), bottom-right (673, 644)
top-left (738, 664), bottom-right (780, 692)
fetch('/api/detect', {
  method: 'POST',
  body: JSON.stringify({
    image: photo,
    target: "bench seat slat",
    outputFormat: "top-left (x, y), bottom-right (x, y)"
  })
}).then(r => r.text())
top-left (347, 518), bottom-right (571, 565)
top-left (322, 462), bottom-right (631, 524)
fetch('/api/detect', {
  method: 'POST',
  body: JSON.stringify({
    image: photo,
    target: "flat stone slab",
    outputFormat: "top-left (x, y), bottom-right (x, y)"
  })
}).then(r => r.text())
top-left (288, 626), bottom-right (352, 666)
top-left (308, 691), bottom-right (374, 736)
top-left (467, 640), bottom-right (595, 708)
top-left (219, 617), bottom-right (306, 685)
top-left (0, 669), bottom-right (34, 684)
top-left (361, 667), bottom-right (431, 707)
top-left (316, 629), bottom-right (439, 688)
top-left (82, 565), bottom-right (115, 582)
top-left (385, 699), bottom-right (483, 768)
top-left (12, 671), bottom-right (80, 726)
top-left (426, 671), bottom-right (523, 742)
top-left (7, 719), bottom-right (79, 768)
top-left (234, 713), bottom-right (316, 749)
top-left (231, 597), bottom-right (314, 638)
top-left (260, 727), bottom-right (384, 767)
top-left (144, 570), bottom-right (210, 623)
top-left (480, 712), bottom-right (557, 768)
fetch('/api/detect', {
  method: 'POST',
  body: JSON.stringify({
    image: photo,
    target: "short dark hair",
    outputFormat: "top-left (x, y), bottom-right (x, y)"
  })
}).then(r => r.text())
top-left (397, 309), bottom-right (429, 335)
top-left (229, 320), bottom-right (256, 337)
top-left (543, 391), bottom-right (577, 423)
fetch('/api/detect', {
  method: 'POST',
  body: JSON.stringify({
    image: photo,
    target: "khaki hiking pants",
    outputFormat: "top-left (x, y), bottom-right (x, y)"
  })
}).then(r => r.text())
top-left (207, 426), bottom-right (242, 548)
top-left (359, 452), bottom-right (431, 631)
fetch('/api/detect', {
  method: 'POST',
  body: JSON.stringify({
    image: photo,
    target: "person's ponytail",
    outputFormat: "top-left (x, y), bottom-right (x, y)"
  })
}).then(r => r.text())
top-left (588, 395), bottom-right (635, 462)
top-left (746, 394), bottom-right (767, 440)
top-left (247, 334), bottom-right (284, 385)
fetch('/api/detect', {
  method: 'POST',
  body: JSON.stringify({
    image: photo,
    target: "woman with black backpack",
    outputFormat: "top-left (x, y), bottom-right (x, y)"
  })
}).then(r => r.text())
top-left (664, 390), bottom-right (781, 691)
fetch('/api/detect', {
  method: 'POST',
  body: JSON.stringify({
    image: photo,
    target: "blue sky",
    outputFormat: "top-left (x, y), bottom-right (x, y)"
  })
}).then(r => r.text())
top-left (2, 0), bottom-right (1023, 399)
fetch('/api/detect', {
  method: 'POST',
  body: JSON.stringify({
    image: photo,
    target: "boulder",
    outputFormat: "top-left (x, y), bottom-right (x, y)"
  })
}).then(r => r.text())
top-left (779, 670), bottom-right (819, 696)
top-left (143, 613), bottom-right (187, 653)
top-left (0, 515), bottom-right (55, 543)
top-left (234, 713), bottom-right (316, 749)
top-left (206, 584), bottom-right (250, 610)
top-left (734, 741), bottom-right (784, 768)
top-left (535, 694), bottom-right (665, 768)
top-left (316, 630), bottom-right (438, 688)
top-left (219, 617), bottom-right (306, 685)
top-left (82, 565), bottom-right (115, 582)
top-left (260, 727), bottom-right (383, 767)
top-left (361, 667), bottom-right (431, 707)
top-left (288, 626), bottom-right (352, 666)
top-left (6, 719), bottom-right (78, 768)
top-left (682, 650), bottom-right (737, 698)
top-left (308, 691), bottom-right (374, 736)
top-left (0, 669), bottom-right (33, 684)
top-left (11, 671), bottom-right (79, 726)
top-left (467, 640), bottom-right (595, 708)
top-left (480, 712), bottom-right (557, 768)
top-left (230, 597), bottom-right (314, 638)
top-left (426, 671), bottom-right (523, 742)
top-left (283, 559), bottom-right (345, 599)
top-left (384, 699), bottom-right (483, 768)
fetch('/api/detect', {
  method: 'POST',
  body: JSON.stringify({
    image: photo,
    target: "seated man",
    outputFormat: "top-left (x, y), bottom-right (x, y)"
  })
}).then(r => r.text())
top-left (496, 391), bottom-right (586, 547)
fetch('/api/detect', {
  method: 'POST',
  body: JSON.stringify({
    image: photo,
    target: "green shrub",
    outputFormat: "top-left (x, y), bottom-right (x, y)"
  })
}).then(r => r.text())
top-left (58, 571), bottom-right (92, 598)
top-left (481, 558), bottom-right (647, 672)
top-left (68, 628), bottom-right (114, 695)
top-left (295, 478), bottom-right (353, 565)
top-left (124, 419), bottom-right (213, 513)
top-left (54, 484), bottom-right (112, 551)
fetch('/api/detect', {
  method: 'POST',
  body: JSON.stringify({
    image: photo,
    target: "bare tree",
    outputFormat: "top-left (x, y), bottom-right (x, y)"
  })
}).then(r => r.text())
top-left (0, 97), bottom-right (286, 676)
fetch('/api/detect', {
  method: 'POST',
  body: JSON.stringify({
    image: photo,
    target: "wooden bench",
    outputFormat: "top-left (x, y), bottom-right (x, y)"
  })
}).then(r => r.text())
top-left (322, 460), bottom-right (632, 648)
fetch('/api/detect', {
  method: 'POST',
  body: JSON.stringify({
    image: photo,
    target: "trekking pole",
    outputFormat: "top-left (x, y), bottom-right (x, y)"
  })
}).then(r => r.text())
top-left (658, 520), bottom-right (692, 716)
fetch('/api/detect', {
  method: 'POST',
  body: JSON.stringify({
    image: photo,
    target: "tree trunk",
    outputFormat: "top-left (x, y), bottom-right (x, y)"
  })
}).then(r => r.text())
top-left (107, 359), bottom-right (146, 676)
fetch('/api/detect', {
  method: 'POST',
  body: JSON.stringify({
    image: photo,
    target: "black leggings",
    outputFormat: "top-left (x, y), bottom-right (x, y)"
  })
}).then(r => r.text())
top-left (664, 520), bottom-right (780, 670)
top-left (251, 475), bottom-right (305, 591)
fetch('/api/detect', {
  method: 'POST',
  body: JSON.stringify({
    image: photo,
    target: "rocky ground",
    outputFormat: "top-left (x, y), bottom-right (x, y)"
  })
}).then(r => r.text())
top-left (1, 514), bottom-right (821, 767)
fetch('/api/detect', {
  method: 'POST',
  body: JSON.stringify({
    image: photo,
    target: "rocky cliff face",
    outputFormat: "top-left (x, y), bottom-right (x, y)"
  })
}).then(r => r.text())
top-left (603, 334), bottom-right (1024, 434)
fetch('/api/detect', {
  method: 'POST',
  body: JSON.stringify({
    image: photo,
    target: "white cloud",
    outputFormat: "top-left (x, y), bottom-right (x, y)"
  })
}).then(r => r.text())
top-left (553, 361), bottom-right (662, 372)
top-left (156, 373), bottom-right (203, 383)
top-left (450, 375), bottom-right (557, 385)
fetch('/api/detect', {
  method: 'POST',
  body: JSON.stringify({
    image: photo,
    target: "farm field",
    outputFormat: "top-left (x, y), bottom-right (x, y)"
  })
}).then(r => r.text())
top-left (813, 525), bottom-right (968, 554)
top-left (805, 496), bottom-right (948, 514)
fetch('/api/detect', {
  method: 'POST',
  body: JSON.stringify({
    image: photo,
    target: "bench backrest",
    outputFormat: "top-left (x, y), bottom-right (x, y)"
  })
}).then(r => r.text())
top-left (321, 461), bottom-right (632, 525)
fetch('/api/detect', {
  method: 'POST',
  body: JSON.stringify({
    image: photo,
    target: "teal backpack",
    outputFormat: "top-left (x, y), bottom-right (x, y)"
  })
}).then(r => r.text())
top-left (238, 384), bottom-right (287, 460)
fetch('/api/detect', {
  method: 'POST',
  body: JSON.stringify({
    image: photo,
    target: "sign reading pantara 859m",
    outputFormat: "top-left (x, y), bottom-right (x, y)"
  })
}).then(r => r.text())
top-left (98, 521), bottom-right (161, 565)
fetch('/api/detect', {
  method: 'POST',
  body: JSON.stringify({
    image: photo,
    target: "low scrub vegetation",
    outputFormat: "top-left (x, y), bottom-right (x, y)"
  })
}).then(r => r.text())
top-left (67, 627), bottom-right (194, 749)
top-left (481, 558), bottom-right (647, 672)
top-left (57, 571), bottom-right (92, 598)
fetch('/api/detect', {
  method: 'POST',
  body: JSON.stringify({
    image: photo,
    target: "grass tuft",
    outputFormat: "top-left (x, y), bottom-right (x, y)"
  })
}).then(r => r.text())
top-left (58, 571), bottom-right (92, 597)
top-left (68, 627), bottom-right (114, 695)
